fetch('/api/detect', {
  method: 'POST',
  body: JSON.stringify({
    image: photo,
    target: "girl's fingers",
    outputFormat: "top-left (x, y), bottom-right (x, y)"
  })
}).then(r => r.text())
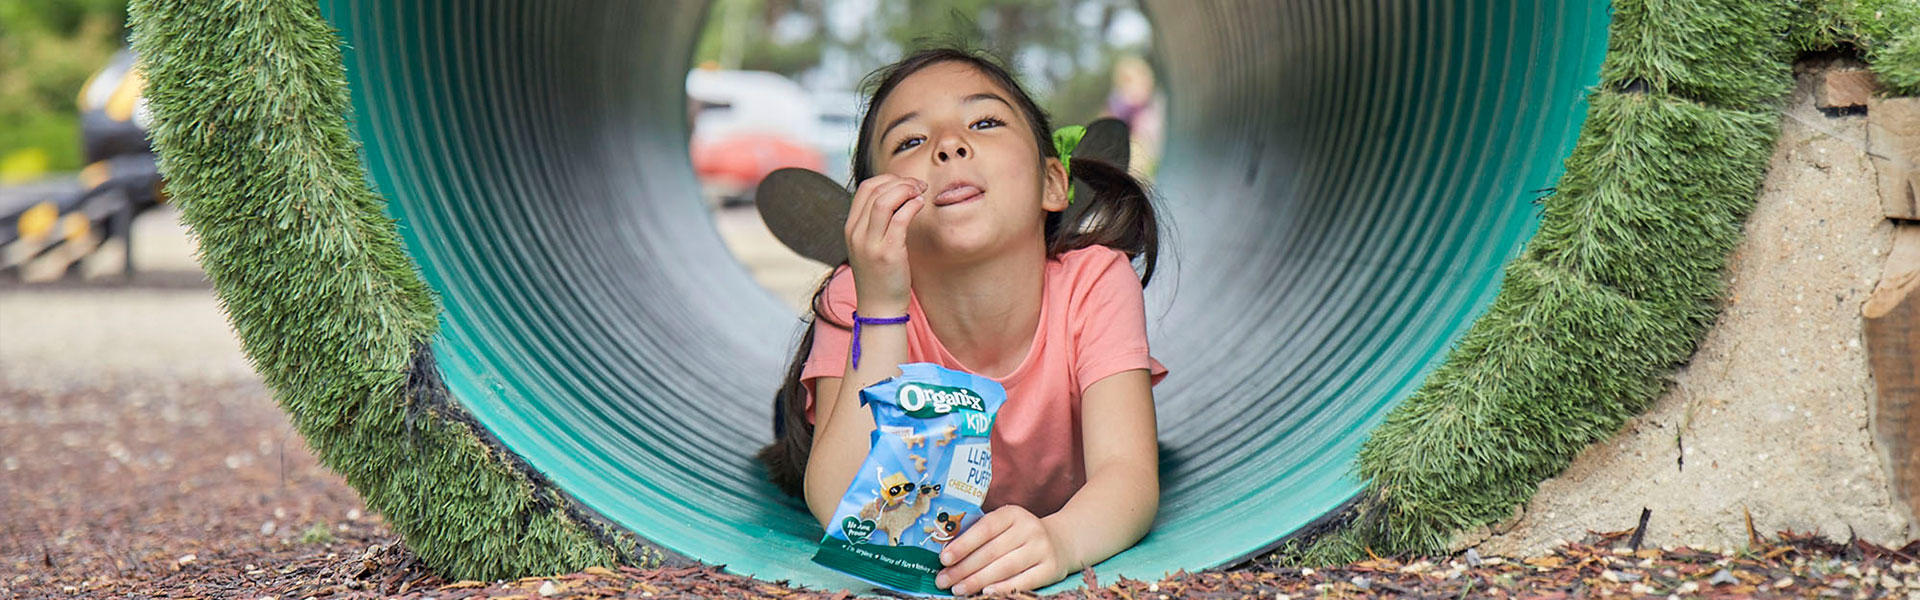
top-left (939, 524), bottom-right (1024, 589)
top-left (882, 195), bottom-right (924, 248)
top-left (951, 543), bottom-right (1040, 596)
top-left (940, 509), bottom-right (1013, 567)
top-left (864, 178), bottom-right (924, 244)
top-left (846, 177), bottom-right (910, 251)
top-left (981, 561), bottom-right (1056, 596)
top-left (844, 175), bottom-right (893, 243)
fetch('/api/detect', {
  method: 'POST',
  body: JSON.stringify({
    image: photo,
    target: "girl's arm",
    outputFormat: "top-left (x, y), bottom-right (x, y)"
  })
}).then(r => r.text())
top-left (1043, 368), bottom-right (1160, 565)
top-left (803, 174), bottom-right (927, 529)
top-left (936, 368), bottom-right (1159, 595)
top-left (802, 311), bottom-right (911, 528)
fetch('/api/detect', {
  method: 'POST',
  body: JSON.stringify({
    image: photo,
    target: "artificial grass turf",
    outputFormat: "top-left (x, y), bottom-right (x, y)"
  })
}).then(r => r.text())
top-left (1293, 0), bottom-right (1919, 564)
top-left (126, 0), bottom-right (1920, 581)
top-left (126, 0), bottom-right (651, 580)
top-left (1792, 0), bottom-right (1920, 94)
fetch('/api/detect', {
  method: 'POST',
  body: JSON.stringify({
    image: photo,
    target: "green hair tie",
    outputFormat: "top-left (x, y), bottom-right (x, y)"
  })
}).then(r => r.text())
top-left (1051, 125), bottom-right (1085, 205)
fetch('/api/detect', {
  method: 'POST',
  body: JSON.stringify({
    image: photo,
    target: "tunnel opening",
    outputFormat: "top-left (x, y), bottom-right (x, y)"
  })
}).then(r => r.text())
top-left (688, 2), bottom-right (1170, 313)
top-left (318, 0), bottom-right (1610, 590)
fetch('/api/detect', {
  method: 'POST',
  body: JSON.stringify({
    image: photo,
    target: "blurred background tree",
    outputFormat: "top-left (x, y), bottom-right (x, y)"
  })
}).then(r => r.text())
top-left (0, 0), bottom-right (129, 178)
top-left (691, 0), bottom-right (1153, 129)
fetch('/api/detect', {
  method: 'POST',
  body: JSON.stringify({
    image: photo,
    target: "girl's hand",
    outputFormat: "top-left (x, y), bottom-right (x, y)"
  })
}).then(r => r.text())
top-left (935, 505), bottom-right (1073, 596)
top-left (844, 174), bottom-right (927, 312)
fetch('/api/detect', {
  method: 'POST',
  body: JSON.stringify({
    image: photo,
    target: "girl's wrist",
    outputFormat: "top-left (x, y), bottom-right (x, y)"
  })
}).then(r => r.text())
top-left (1038, 513), bottom-right (1087, 574)
top-left (848, 308), bottom-right (910, 370)
top-left (853, 297), bottom-right (909, 318)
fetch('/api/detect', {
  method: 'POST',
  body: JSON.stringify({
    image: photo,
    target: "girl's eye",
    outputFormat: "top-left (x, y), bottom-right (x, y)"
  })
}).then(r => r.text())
top-left (890, 117), bottom-right (1006, 153)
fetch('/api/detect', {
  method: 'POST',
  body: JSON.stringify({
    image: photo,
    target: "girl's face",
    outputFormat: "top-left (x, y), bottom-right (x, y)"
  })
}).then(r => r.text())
top-left (867, 61), bottom-right (1068, 265)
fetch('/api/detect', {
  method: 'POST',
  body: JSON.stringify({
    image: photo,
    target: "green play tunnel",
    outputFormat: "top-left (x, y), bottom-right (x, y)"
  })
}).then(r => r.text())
top-left (316, 0), bottom-right (1608, 590)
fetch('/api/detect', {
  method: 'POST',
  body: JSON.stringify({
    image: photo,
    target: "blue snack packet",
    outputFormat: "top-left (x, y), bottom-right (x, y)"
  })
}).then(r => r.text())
top-left (813, 363), bottom-right (1005, 596)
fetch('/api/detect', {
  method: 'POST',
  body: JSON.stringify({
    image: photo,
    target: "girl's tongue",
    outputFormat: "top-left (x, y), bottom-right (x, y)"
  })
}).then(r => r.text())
top-left (933, 184), bottom-right (984, 206)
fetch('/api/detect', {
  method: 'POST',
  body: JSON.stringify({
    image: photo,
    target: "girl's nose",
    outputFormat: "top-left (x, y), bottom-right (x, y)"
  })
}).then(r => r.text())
top-left (934, 137), bottom-right (970, 163)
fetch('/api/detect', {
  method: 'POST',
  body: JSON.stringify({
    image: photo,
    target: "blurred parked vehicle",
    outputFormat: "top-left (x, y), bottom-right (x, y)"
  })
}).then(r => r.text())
top-left (686, 68), bottom-right (833, 207)
top-left (691, 133), bottom-right (826, 200)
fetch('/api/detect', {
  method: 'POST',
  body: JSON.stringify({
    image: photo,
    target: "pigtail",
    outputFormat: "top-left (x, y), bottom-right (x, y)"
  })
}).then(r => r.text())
top-left (1047, 155), bottom-right (1162, 287)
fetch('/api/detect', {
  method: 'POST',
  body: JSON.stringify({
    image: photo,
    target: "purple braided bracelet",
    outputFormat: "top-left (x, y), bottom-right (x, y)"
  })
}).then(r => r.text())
top-left (850, 311), bottom-right (910, 369)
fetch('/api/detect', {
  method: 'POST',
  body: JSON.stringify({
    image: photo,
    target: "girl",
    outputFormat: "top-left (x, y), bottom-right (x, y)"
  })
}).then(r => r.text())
top-left (757, 47), bottom-right (1167, 595)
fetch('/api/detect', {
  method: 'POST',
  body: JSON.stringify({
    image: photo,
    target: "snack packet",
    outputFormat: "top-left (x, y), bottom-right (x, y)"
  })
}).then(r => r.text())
top-left (813, 363), bottom-right (1005, 596)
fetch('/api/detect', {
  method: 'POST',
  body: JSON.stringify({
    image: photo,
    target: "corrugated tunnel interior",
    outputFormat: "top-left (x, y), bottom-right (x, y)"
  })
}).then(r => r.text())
top-left (317, 0), bottom-right (1610, 590)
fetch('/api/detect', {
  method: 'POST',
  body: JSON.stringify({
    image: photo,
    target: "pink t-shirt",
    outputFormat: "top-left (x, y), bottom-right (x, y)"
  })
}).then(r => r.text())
top-left (801, 245), bottom-right (1169, 517)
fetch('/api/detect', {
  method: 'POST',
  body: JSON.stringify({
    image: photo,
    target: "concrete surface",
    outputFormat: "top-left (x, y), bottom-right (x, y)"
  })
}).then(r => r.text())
top-left (1, 206), bottom-right (253, 393)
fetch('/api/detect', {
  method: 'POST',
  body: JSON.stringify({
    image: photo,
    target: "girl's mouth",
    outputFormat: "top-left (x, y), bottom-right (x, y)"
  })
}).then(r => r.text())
top-left (933, 185), bottom-right (983, 207)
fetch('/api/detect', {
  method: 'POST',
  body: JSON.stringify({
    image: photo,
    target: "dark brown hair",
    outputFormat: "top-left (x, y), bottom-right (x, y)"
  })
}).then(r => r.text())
top-left (756, 46), bottom-right (1162, 497)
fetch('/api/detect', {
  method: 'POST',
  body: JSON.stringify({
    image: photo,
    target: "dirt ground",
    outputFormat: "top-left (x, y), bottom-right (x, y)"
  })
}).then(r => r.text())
top-left (1469, 59), bottom-right (1919, 557)
top-left (1, 207), bottom-right (424, 598)
top-left (0, 380), bottom-right (413, 598)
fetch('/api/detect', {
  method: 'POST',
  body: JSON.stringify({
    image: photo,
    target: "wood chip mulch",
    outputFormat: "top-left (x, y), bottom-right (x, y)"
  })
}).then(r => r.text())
top-left (267, 526), bottom-right (1917, 600)
top-left (7, 381), bottom-right (1919, 599)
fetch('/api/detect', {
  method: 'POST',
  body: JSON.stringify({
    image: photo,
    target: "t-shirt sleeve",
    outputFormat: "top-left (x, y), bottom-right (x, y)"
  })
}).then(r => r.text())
top-left (799, 265), bottom-right (857, 423)
top-left (1072, 247), bottom-right (1169, 394)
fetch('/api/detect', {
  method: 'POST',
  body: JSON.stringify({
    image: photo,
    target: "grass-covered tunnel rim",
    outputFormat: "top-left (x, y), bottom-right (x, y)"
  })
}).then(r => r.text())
top-left (126, 0), bottom-right (1920, 582)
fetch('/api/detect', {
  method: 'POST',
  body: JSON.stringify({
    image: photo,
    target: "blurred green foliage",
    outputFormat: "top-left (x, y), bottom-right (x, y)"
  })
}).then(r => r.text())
top-left (0, 0), bottom-right (129, 174)
top-left (692, 0), bottom-right (1146, 130)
